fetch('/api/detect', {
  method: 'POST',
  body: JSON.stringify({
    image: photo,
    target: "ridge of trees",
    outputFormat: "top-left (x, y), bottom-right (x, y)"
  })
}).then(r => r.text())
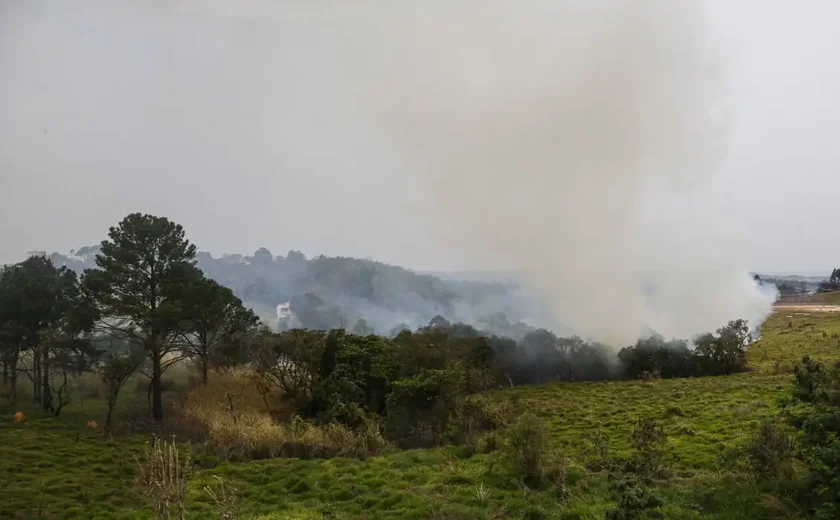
top-left (48, 245), bottom-right (534, 338)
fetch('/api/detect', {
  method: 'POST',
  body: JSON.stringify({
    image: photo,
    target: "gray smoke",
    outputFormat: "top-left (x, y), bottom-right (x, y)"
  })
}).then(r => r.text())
top-left (320, 1), bottom-right (777, 344)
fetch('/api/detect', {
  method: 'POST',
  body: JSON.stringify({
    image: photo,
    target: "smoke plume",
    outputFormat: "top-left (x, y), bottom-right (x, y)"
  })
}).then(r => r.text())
top-left (3, 0), bottom-right (776, 345)
top-left (323, 1), bottom-right (776, 344)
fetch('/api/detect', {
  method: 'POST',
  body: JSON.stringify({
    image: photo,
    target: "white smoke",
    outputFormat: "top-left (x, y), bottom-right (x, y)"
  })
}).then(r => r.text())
top-left (319, 0), bottom-right (776, 344)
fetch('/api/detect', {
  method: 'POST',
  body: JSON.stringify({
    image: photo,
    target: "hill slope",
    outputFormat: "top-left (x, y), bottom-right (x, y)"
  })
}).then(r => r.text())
top-left (48, 247), bottom-right (538, 337)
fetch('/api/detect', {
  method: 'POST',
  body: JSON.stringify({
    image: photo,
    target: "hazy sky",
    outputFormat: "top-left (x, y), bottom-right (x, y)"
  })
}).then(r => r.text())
top-left (1, 0), bottom-right (838, 275)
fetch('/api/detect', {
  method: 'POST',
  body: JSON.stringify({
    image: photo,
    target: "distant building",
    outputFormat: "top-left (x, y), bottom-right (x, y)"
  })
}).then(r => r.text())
top-left (276, 302), bottom-right (293, 320)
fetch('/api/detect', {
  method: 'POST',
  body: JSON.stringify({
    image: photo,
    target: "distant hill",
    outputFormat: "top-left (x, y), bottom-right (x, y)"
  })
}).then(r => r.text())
top-left (48, 246), bottom-right (539, 337)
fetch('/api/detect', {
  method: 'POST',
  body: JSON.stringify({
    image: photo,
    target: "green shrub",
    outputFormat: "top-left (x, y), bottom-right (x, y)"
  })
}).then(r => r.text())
top-left (447, 393), bottom-right (518, 444)
top-left (629, 418), bottom-right (667, 478)
top-left (506, 412), bottom-right (567, 491)
top-left (783, 356), bottom-right (840, 519)
top-left (745, 419), bottom-right (795, 478)
top-left (508, 413), bottom-right (549, 482)
top-left (581, 429), bottom-right (611, 471)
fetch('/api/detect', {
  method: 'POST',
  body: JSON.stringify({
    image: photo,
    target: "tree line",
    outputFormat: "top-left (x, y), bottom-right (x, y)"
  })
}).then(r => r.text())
top-left (1, 213), bottom-right (754, 439)
top-left (0, 214), bottom-right (258, 434)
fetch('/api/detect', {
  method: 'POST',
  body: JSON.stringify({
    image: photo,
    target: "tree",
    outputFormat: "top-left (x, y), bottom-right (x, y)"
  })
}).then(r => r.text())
top-left (522, 328), bottom-right (557, 383)
top-left (694, 319), bottom-right (750, 375)
top-left (82, 213), bottom-right (197, 421)
top-left (0, 266), bottom-right (26, 404)
top-left (98, 338), bottom-right (146, 437)
top-left (178, 276), bottom-right (258, 384)
top-left (248, 328), bottom-right (327, 408)
top-left (0, 256), bottom-right (87, 410)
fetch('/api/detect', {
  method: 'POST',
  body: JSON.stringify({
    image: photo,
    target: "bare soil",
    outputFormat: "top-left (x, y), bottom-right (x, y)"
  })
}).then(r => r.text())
top-left (773, 304), bottom-right (840, 314)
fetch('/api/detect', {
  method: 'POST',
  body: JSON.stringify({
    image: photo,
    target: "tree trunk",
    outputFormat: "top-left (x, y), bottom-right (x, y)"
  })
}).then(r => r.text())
top-left (104, 393), bottom-right (117, 438)
top-left (2, 359), bottom-right (7, 386)
top-left (8, 362), bottom-right (18, 406)
top-left (9, 371), bottom-right (17, 406)
top-left (33, 350), bottom-right (40, 404)
top-left (42, 344), bottom-right (52, 412)
top-left (201, 357), bottom-right (209, 385)
top-left (151, 342), bottom-right (163, 421)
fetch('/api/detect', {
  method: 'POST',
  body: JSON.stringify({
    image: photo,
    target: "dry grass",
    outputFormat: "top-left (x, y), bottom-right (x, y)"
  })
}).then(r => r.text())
top-left (181, 368), bottom-right (389, 461)
top-left (136, 437), bottom-right (193, 520)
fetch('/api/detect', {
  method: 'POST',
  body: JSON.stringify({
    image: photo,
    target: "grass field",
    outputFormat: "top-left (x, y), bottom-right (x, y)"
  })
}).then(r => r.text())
top-left (775, 290), bottom-right (840, 306)
top-left (2, 311), bottom-right (838, 519)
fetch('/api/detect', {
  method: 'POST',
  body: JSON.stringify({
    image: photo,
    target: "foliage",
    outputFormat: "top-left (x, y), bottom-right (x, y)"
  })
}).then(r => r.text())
top-left (99, 338), bottom-right (147, 436)
top-left (7, 311), bottom-right (840, 518)
top-left (628, 418), bottom-right (667, 478)
top-left (507, 413), bottom-right (552, 485)
top-left (605, 418), bottom-right (669, 520)
top-left (446, 393), bottom-right (519, 445)
top-left (783, 356), bottom-right (840, 519)
top-left (0, 255), bottom-right (97, 411)
top-left (619, 319), bottom-right (752, 379)
top-left (82, 213), bottom-right (198, 421)
top-left (744, 418), bottom-right (795, 478)
top-left (384, 363), bottom-right (466, 447)
top-left (181, 370), bottom-right (389, 460)
top-left (177, 277), bottom-right (258, 385)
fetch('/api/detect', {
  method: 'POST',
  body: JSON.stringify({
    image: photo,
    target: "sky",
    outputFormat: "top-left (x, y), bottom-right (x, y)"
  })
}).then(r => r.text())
top-left (1, 0), bottom-right (839, 276)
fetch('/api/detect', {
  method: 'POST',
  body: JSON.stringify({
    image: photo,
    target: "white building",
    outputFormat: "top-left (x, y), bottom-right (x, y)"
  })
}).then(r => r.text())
top-left (276, 302), bottom-right (293, 320)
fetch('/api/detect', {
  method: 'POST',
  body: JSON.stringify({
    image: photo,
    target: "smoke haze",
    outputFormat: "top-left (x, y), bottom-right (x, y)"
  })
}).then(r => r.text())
top-left (319, 1), bottom-right (776, 344)
top-left (1, 1), bottom-right (783, 344)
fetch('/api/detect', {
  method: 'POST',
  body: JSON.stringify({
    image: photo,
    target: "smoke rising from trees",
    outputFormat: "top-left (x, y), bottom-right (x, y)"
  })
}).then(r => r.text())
top-left (325, 1), bottom-right (777, 344)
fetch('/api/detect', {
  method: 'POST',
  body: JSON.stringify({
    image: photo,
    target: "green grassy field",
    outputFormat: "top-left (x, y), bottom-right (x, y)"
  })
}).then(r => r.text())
top-left (2, 311), bottom-right (838, 519)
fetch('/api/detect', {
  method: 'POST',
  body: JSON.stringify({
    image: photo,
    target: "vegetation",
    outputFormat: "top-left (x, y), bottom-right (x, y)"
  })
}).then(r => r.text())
top-left (3, 213), bottom-right (840, 518)
top-left (51, 245), bottom-right (535, 338)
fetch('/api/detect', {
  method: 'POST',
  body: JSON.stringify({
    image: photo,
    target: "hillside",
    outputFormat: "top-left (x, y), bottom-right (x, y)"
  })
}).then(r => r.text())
top-left (2, 310), bottom-right (838, 519)
top-left (48, 247), bottom-right (537, 337)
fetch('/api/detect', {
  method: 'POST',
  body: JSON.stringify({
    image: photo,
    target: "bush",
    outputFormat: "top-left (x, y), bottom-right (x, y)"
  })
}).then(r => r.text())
top-left (506, 413), bottom-right (566, 490)
top-left (745, 419), bottom-right (795, 478)
top-left (629, 418), bottom-right (667, 478)
top-left (181, 368), bottom-right (388, 460)
top-left (605, 479), bottom-right (663, 520)
top-left (783, 357), bottom-right (840, 519)
top-left (447, 394), bottom-right (518, 444)
top-left (605, 417), bottom-right (670, 520)
top-left (384, 364), bottom-right (466, 448)
top-left (508, 413), bottom-right (549, 482)
top-left (191, 410), bottom-right (388, 461)
top-left (581, 429), bottom-right (611, 471)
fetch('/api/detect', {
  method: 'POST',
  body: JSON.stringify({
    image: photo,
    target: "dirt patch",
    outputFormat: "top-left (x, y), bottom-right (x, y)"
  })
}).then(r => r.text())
top-left (773, 304), bottom-right (840, 314)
